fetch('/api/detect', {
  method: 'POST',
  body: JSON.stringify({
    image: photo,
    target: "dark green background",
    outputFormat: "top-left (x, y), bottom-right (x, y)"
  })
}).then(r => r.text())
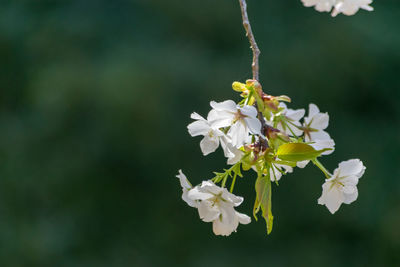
top-left (0, 0), bottom-right (399, 266)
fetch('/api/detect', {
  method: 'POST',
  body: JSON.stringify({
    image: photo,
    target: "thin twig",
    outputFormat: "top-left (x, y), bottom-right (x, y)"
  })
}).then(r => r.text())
top-left (238, 0), bottom-right (260, 81)
top-left (238, 0), bottom-right (268, 147)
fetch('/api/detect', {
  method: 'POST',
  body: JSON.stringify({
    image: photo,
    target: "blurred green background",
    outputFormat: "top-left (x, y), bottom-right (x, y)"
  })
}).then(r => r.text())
top-left (0, 0), bottom-right (399, 266)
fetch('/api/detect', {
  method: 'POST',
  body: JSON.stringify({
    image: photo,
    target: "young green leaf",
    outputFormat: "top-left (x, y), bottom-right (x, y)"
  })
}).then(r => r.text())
top-left (253, 171), bottom-right (273, 235)
top-left (276, 143), bottom-right (331, 162)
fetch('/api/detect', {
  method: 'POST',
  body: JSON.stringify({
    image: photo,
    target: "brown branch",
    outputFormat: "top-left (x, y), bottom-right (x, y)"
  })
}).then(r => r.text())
top-left (238, 0), bottom-right (260, 81)
top-left (238, 1), bottom-right (268, 148)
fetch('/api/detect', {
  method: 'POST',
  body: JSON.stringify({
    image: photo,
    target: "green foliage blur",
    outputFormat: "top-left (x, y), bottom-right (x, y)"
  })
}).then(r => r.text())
top-left (0, 0), bottom-right (399, 266)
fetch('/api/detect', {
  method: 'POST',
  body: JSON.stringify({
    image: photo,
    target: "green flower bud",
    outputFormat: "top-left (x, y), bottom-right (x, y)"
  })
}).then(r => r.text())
top-left (232, 81), bottom-right (247, 92)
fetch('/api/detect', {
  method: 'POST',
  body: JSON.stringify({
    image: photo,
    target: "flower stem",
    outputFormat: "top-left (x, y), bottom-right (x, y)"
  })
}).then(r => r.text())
top-left (221, 175), bottom-right (228, 188)
top-left (230, 173), bottom-right (238, 193)
top-left (217, 161), bottom-right (242, 188)
top-left (312, 158), bottom-right (332, 179)
top-left (244, 91), bottom-right (253, 105)
top-left (283, 120), bottom-right (299, 139)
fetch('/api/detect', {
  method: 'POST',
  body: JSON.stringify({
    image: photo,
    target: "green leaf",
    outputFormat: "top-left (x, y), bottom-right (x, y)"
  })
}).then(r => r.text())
top-left (276, 143), bottom-right (331, 162)
top-left (253, 171), bottom-right (273, 235)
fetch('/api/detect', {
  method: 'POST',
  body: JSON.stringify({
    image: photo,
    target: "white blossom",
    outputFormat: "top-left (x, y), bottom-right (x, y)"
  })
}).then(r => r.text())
top-left (301, 0), bottom-right (336, 12)
top-left (187, 181), bottom-right (251, 236)
top-left (301, 0), bottom-right (373, 16)
top-left (176, 170), bottom-right (198, 208)
top-left (318, 159), bottom-right (366, 214)
top-left (273, 103), bottom-right (305, 137)
top-left (303, 104), bottom-right (329, 140)
top-left (187, 112), bottom-right (225, 156)
top-left (304, 104), bottom-right (335, 154)
top-left (332, 0), bottom-right (374, 17)
top-left (208, 100), bottom-right (261, 148)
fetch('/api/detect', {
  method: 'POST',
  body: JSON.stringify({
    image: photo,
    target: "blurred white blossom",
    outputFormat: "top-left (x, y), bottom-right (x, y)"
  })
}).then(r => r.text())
top-left (301, 0), bottom-right (373, 16)
top-left (301, 0), bottom-right (335, 12)
top-left (332, 0), bottom-right (373, 17)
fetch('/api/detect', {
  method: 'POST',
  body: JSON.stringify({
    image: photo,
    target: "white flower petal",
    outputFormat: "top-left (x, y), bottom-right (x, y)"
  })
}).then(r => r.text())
top-left (182, 189), bottom-right (198, 208)
top-left (212, 215), bottom-right (236, 236)
top-left (337, 159), bottom-right (365, 178)
top-left (308, 103), bottom-right (320, 118)
top-left (286, 108), bottom-right (305, 121)
top-left (199, 180), bottom-right (223, 195)
top-left (318, 182), bottom-right (344, 214)
top-left (244, 117), bottom-right (262, 135)
top-left (270, 165), bottom-right (283, 182)
top-left (212, 203), bottom-right (238, 236)
top-left (240, 105), bottom-right (258, 118)
top-left (302, 0), bottom-right (335, 12)
top-left (342, 175), bottom-right (359, 187)
top-left (236, 212), bottom-right (251, 224)
top-left (187, 186), bottom-right (214, 201)
top-left (343, 189), bottom-right (358, 204)
top-left (290, 121), bottom-right (304, 136)
top-left (227, 149), bottom-right (243, 165)
top-left (297, 160), bottom-right (309, 168)
top-left (308, 130), bottom-right (331, 141)
top-left (332, 0), bottom-right (373, 16)
top-left (361, 4), bottom-right (373, 11)
top-left (281, 165), bottom-right (293, 174)
top-left (176, 170), bottom-right (198, 207)
top-left (220, 136), bottom-right (237, 158)
top-left (210, 100), bottom-right (237, 112)
top-left (208, 109), bottom-right (234, 129)
top-left (309, 138), bottom-right (335, 155)
top-left (342, 185), bottom-right (356, 195)
top-left (310, 113), bottom-right (329, 130)
top-left (190, 112), bottom-right (205, 121)
top-left (228, 121), bottom-right (248, 148)
top-left (176, 170), bottom-right (191, 189)
top-left (187, 120), bottom-right (210, 137)
top-left (221, 189), bottom-right (244, 207)
top-left (198, 201), bottom-right (221, 222)
top-left (200, 136), bottom-right (219, 156)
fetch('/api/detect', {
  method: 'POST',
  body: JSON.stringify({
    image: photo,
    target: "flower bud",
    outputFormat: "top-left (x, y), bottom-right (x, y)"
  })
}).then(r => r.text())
top-left (246, 79), bottom-right (262, 96)
top-left (232, 81), bottom-right (247, 92)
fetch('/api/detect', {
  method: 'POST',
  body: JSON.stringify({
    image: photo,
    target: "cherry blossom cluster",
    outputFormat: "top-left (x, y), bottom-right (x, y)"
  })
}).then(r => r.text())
top-left (176, 80), bottom-right (365, 236)
top-left (301, 0), bottom-right (373, 16)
